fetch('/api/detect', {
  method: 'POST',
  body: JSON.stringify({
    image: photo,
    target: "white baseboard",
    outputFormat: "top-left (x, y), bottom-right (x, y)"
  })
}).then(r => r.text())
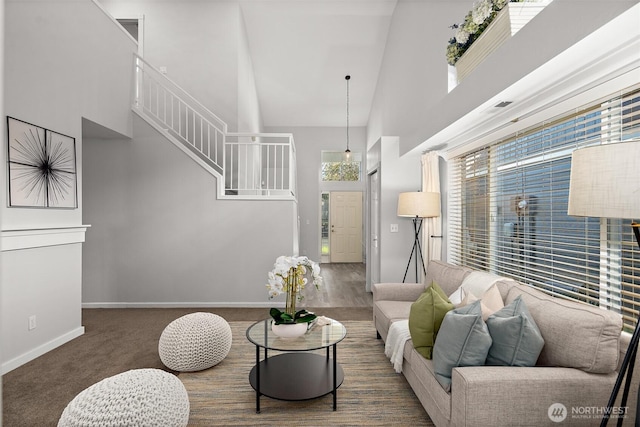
top-left (81, 302), bottom-right (280, 309)
top-left (2, 326), bottom-right (85, 375)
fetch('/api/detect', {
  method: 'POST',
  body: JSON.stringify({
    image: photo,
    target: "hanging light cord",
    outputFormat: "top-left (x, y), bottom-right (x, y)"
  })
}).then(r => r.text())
top-left (345, 75), bottom-right (351, 153)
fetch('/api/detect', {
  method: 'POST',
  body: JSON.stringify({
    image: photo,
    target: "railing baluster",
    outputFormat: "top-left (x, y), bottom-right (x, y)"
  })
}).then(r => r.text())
top-left (244, 143), bottom-right (249, 192)
top-left (192, 108), bottom-right (196, 149)
top-left (266, 144), bottom-right (270, 191)
top-left (277, 144), bottom-right (282, 190)
top-left (207, 125), bottom-right (210, 158)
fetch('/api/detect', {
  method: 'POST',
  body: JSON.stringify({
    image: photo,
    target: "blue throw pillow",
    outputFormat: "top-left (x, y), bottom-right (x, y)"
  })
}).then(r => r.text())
top-left (432, 300), bottom-right (492, 391)
top-left (485, 295), bottom-right (544, 366)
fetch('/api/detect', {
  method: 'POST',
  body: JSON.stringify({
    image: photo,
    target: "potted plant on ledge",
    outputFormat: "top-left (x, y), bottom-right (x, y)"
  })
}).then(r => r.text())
top-left (446, 0), bottom-right (550, 83)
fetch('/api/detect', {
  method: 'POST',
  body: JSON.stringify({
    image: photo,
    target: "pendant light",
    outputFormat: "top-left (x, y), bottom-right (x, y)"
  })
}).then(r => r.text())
top-left (344, 75), bottom-right (351, 161)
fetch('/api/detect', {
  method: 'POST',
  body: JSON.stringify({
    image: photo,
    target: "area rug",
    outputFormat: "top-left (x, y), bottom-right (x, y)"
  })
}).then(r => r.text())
top-left (179, 321), bottom-right (434, 426)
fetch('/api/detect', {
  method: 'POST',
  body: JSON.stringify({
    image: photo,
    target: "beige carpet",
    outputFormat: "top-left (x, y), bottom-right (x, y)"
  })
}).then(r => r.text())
top-left (180, 321), bottom-right (434, 426)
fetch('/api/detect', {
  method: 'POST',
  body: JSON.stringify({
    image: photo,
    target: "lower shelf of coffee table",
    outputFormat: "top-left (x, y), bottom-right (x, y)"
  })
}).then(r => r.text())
top-left (249, 352), bottom-right (344, 401)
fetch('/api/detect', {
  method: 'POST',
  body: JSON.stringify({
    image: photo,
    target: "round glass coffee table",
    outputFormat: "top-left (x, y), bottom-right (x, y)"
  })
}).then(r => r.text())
top-left (246, 318), bottom-right (347, 413)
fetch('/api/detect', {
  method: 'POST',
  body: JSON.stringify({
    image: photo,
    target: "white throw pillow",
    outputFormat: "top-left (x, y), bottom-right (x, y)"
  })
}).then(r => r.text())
top-left (448, 271), bottom-right (511, 305)
top-left (459, 283), bottom-right (504, 320)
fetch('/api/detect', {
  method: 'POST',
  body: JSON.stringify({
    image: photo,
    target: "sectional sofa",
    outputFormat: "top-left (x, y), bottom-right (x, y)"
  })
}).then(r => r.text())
top-left (373, 260), bottom-right (635, 426)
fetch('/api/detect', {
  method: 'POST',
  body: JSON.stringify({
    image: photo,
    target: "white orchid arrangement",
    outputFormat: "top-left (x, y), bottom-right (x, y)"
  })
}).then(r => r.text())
top-left (446, 0), bottom-right (521, 66)
top-left (266, 255), bottom-right (323, 324)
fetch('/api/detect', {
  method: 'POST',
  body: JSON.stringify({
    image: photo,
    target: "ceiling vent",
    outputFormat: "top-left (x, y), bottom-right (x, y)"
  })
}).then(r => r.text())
top-left (494, 101), bottom-right (513, 108)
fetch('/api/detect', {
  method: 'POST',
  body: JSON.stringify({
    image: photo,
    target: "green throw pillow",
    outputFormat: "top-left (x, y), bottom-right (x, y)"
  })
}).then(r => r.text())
top-left (408, 282), bottom-right (454, 359)
top-left (485, 295), bottom-right (545, 366)
top-left (432, 300), bottom-right (492, 392)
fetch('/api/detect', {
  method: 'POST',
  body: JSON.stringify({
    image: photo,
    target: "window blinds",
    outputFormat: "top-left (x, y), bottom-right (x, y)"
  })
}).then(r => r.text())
top-left (449, 85), bottom-right (640, 329)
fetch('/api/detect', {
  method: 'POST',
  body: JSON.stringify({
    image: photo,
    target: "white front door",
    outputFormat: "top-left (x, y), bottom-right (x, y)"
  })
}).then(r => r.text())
top-left (330, 191), bottom-right (363, 263)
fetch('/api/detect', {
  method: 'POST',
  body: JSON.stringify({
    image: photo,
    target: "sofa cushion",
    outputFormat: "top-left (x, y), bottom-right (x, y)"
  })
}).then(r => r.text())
top-left (409, 282), bottom-right (454, 359)
top-left (433, 300), bottom-right (492, 391)
top-left (458, 283), bottom-right (504, 320)
top-left (424, 260), bottom-right (474, 297)
top-left (374, 300), bottom-right (412, 340)
top-left (506, 283), bottom-right (622, 373)
top-left (486, 295), bottom-right (544, 366)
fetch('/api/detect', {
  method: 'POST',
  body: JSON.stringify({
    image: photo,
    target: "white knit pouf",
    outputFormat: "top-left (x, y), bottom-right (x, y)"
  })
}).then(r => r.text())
top-left (158, 312), bottom-right (232, 372)
top-left (58, 368), bottom-right (189, 427)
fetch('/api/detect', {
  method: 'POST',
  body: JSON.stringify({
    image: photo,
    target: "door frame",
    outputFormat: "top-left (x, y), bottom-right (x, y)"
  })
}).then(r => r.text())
top-left (366, 167), bottom-right (381, 292)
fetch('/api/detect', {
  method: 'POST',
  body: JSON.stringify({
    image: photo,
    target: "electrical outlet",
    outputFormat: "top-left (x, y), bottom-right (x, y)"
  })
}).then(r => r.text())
top-left (28, 315), bottom-right (37, 331)
top-left (390, 224), bottom-right (399, 233)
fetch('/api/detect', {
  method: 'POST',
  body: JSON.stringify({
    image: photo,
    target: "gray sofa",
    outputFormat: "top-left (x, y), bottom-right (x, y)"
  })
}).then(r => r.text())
top-left (373, 260), bottom-right (635, 427)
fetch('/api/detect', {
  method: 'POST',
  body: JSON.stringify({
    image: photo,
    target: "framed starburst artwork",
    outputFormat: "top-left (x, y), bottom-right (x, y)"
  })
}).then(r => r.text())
top-left (7, 117), bottom-right (77, 208)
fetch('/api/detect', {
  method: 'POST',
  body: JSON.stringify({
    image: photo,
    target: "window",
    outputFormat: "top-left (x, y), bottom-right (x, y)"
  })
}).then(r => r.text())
top-left (450, 85), bottom-right (640, 330)
top-left (321, 151), bottom-right (361, 181)
top-left (321, 192), bottom-right (330, 256)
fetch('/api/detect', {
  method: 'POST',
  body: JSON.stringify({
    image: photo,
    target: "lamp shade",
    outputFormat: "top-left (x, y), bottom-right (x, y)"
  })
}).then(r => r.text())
top-left (397, 192), bottom-right (440, 218)
top-left (568, 140), bottom-right (640, 219)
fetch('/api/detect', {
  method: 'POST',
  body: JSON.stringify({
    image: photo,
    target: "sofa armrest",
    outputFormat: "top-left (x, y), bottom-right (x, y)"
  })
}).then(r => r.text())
top-left (451, 366), bottom-right (617, 427)
top-left (372, 282), bottom-right (424, 302)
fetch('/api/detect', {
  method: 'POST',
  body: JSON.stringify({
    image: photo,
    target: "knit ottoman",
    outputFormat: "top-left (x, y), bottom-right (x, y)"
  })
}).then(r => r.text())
top-left (58, 368), bottom-right (189, 427)
top-left (159, 312), bottom-right (232, 372)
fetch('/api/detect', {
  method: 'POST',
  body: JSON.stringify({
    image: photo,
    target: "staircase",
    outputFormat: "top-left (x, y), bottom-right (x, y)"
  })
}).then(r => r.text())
top-left (131, 54), bottom-right (297, 200)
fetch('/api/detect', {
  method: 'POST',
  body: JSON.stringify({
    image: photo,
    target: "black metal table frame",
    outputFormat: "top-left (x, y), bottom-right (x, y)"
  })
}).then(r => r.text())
top-left (246, 320), bottom-right (345, 413)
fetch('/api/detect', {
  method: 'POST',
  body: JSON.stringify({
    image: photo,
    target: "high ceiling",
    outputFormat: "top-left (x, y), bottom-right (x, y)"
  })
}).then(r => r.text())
top-left (239, 0), bottom-right (398, 128)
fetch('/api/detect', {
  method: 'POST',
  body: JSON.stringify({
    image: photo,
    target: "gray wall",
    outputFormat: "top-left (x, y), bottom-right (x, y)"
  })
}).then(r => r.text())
top-left (367, 0), bottom-right (468, 151)
top-left (2, 0), bottom-right (135, 372)
top-left (83, 115), bottom-right (297, 305)
top-left (100, 0), bottom-right (262, 133)
top-left (369, 137), bottom-right (423, 283)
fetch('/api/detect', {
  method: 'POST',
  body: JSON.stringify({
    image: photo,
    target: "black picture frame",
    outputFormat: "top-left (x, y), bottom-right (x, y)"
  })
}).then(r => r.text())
top-left (7, 116), bottom-right (78, 208)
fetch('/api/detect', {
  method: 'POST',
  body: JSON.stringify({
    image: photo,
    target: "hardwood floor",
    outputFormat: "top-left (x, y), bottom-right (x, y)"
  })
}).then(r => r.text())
top-left (304, 262), bottom-right (372, 308)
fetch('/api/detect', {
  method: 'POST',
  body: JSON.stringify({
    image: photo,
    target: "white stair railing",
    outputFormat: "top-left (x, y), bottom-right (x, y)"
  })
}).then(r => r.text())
top-left (132, 54), bottom-right (296, 199)
top-left (224, 133), bottom-right (297, 197)
top-left (133, 54), bottom-right (226, 175)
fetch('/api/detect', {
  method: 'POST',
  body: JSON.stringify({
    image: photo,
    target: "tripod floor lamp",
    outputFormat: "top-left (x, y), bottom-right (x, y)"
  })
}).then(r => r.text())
top-left (397, 191), bottom-right (441, 283)
top-left (568, 140), bottom-right (640, 427)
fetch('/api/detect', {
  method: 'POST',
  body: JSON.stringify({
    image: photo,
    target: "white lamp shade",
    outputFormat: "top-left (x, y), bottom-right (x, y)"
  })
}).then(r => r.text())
top-left (568, 140), bottom-right (640, 219)
top-left (397, 192), bottom-right (440, 218)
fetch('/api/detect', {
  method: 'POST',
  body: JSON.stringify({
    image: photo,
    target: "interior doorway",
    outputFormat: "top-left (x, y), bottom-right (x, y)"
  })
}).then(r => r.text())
top-left (116, 16), bottom-right (144, 56)
top-left (326, 191), bottom-right (363, 263)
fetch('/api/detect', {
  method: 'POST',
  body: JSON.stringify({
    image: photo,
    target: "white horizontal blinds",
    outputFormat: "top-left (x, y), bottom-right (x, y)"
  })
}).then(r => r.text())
top-left (450, 84), bottom-right (640, 329)
top-left (447, 157), bottom-right (463, 266)
top-left (448, 149), bottom-right (490, 271)
top-left (493, 133), bottom-right (601, 305)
